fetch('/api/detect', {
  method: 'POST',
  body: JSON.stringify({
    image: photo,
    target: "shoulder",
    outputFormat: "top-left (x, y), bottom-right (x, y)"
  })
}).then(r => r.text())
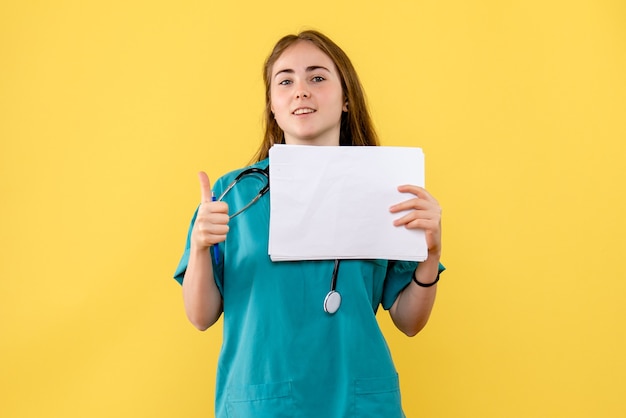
top-left (214, 159), bottom-right (269, 191)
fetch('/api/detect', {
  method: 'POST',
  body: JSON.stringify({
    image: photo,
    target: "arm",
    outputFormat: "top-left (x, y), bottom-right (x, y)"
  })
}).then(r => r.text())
top-left (388, 185), bottom-right (442, 337)
top-left (182, 172), bottom-right (228, 331)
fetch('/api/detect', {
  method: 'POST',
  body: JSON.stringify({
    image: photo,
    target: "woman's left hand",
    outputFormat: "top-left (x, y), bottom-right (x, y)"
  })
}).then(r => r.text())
top-left (389, 185), bottom-right (442, 254)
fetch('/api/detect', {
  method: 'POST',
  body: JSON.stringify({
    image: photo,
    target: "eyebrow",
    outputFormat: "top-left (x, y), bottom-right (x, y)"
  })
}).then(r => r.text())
top-left (273, 65), bottom-right (331, 79)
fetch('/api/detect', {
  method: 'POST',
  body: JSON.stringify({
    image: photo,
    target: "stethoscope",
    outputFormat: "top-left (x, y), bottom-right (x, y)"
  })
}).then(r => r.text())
top-left (217, 167), bottom-right (270, 219)
top-left (218, 165), bottom-right (343, 314)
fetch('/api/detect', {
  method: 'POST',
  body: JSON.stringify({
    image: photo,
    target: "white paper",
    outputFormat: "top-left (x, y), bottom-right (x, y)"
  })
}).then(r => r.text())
top-left (268, 144), bottom-right (427, 261)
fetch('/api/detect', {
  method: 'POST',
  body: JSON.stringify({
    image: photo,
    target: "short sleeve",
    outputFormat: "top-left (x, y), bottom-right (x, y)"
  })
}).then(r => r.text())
top-left (173, 206), bottom-right (198, 285)
top-left (381, 260), bottom-right (446, 310)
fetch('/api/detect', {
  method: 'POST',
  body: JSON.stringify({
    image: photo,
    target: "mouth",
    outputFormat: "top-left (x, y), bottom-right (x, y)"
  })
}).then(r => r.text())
top-left (292, 107), bottom-right (316, 115)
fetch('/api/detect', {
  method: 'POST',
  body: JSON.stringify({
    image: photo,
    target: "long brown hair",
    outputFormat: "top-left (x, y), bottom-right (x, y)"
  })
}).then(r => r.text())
top-left (252, 30), bottom-right (379, 162)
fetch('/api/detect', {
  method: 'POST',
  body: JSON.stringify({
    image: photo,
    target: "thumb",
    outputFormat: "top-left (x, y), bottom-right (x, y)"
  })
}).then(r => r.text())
top-left (198, 171), bottom-right (212, 202)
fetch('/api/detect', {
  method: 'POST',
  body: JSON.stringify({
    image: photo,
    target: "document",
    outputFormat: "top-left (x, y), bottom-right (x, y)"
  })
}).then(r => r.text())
top-left (268, 144), bottom-right (427, 262)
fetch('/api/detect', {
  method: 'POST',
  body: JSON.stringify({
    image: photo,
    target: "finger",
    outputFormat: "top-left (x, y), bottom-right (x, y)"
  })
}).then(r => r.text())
top-left (390, 185), bottom-right (438, 213)
top-left (397, 185), bottom-right (435, 201)
top-left (390, 197), bottom-right (437, 214)
top-left (393, 209), bottom-right (435, 227)
top-left (197, 220), bottom-right (230, 236)
top-left (394, 213), bottom-right (439, 229)
top-left (198, 171), bottom-right (212, 203)
top-left (209, 201), bottom-right (229, 215)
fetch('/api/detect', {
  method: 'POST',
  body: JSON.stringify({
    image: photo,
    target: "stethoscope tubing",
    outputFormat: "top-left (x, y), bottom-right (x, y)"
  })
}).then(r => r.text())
top-left (218, 166), bottom-right (270, 219)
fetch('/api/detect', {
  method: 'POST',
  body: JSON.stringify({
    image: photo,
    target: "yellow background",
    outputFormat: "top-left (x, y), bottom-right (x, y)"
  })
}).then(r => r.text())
top-left (1, 1), bottom-right (625, 417)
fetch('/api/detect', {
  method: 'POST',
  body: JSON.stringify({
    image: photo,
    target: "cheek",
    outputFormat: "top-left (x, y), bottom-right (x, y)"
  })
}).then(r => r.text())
top-left (270, 94), bottom-right (292, 122)
top-left (269, 93), bottom-right (283, 114)
top-left (269, 96), bottom-right (288, 128)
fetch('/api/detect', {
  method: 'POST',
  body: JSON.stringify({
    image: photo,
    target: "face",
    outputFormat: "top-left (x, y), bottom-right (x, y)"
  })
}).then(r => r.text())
top-left (270, 41), bottom-right (347, 146)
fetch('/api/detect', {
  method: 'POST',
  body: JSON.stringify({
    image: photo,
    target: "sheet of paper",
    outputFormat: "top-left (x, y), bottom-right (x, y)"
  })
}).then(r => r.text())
top-left (268, 144), bottom-right (427, 262)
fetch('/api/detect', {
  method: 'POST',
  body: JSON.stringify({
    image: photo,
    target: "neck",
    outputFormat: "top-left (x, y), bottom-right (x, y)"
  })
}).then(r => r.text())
top-left (284, 131), bottom-right (340, 147)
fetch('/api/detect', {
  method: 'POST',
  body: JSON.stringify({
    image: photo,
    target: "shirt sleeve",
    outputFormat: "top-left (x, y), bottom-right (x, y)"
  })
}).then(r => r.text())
top-left (381, 260), bottom-right (446, 310)
top-left (173, 206), bottom-right (197, 285)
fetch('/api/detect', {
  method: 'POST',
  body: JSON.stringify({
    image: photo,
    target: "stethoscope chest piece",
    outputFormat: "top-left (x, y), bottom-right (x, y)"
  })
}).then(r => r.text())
top-left (324, 290), bottom-right (341, 314)
top-left (324, 259), bottom-right (342, 314)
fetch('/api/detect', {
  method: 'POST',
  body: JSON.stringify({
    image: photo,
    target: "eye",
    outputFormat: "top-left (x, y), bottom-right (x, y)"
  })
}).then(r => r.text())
top-left (278, 79), bottom-right (292, 86)
top-left (312, 76), bottom-right (325, 82)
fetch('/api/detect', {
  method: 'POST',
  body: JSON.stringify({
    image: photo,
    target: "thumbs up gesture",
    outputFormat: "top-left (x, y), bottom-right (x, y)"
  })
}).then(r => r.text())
top-left (192, 172), bottom-right (230, 250)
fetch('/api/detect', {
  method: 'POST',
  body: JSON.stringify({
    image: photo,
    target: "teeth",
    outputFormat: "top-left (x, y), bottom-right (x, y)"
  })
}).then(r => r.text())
top-left (294, 108), bottom-right (315, 115)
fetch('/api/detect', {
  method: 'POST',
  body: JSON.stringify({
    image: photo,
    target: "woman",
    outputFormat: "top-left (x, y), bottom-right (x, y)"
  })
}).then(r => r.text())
top-left (174, 30), bottom-right (444, 417)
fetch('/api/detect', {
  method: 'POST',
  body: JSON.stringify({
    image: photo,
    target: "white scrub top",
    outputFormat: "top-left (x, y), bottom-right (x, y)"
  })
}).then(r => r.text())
top-left (174, 158), bottom-right (443, 418)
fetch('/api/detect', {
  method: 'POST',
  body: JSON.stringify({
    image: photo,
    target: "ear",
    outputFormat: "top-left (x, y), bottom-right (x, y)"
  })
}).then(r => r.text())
top-left (343, 101), bottom-right (348, 112)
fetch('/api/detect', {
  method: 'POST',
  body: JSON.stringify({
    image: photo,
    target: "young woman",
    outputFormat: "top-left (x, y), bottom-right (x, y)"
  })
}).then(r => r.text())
top-left (174, 30), bottom-right (444, 418)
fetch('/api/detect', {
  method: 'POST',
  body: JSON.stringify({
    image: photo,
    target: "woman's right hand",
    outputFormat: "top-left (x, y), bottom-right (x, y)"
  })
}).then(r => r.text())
top-left (192, 171), bottom-right (229, 250)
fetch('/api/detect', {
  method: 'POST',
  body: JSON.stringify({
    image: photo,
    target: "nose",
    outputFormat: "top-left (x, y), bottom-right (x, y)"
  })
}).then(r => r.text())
top-left (294, 81), bottom-right (310, 99)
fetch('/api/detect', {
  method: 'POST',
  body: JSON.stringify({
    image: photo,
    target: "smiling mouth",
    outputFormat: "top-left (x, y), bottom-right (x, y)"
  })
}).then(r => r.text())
top-left (293, 108), bottom-right (316, 115)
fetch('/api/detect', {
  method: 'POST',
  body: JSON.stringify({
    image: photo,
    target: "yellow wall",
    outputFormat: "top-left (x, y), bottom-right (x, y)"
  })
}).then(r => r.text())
top-left (1, 1), bottom-right (625, 417)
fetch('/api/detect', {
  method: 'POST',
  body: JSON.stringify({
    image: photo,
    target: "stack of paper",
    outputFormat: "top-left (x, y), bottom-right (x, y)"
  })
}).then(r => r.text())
top-left (268, 144), bottom-right (428, 262)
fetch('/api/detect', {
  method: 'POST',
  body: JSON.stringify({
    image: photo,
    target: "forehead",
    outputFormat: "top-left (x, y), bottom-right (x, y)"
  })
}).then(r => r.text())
top-left (272, 40), bottom-right (337, 75)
